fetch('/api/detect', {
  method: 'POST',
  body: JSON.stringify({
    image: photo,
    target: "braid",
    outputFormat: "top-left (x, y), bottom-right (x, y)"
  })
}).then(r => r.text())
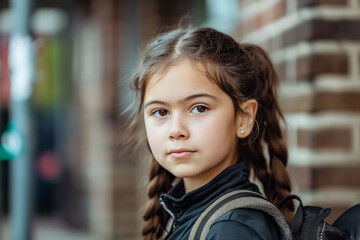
top-left (263, 93), bottom-right (293, 211)
top-left (142, 157), bottom-right (174, 240)
top-left (239, 44), bottom-right (293, 220)
top-left (262, 99), bottom-right (294, 221)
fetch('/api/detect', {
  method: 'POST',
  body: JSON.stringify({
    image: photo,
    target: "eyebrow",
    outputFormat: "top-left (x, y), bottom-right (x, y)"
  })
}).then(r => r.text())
top-left (144, 93), bottom-right (218, 109)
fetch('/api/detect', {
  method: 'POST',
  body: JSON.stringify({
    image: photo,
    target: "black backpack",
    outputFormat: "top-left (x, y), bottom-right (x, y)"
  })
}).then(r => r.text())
top-left (188, 190), bottom-right (360, 240)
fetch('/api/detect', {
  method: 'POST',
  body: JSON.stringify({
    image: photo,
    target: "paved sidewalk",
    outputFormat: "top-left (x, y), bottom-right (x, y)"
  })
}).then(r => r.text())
top-left (0, 217), bottom-right (102, 240)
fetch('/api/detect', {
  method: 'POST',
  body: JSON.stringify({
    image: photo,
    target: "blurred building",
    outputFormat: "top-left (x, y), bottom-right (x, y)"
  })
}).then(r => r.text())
top-left (0, 0), bottom-right (359, 240)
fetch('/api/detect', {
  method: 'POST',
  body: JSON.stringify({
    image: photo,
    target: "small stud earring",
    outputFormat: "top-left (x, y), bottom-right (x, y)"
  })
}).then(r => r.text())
top-left (240, 130), bottom-right (245, 135)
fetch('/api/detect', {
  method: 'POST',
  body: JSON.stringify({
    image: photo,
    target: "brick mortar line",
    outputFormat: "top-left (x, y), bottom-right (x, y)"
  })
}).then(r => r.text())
top-left (350, 49), bottom-right (360, 81)
top-left (285, 58), bottom-right (297, 84)
top-left (316, 75), bottom-right (354, 84)
top-left (271, 41), bottom-right (360, 63)
top-left (241, 6), bottom-right (360, 44)
top-left (353, 125), bottom-right (360, 155)
top-left (285, 79), bottom-right (360, 92)
top-left (313, 76), bottom-right (360, 90)
top-left (288, 150), bottom-right (360, 166)
top-left (296, 188), bottom-right (360, 206)
top-left (295, 147), bottom-right (358, 159)
top-left (279, 81), bottom-right (360, 99)
top-left (350, 0), bottom-right (360, 8)
top-left (287, 128), bottom-right (298, 155)
top-left (285, 112), bottom-right (360, 127)
top-left (279, 82), bottom-right (313, 98)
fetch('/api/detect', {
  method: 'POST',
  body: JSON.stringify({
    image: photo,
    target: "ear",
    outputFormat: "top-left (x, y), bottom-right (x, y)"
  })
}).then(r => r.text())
top-left (236, 99), bottom-right (258, 138)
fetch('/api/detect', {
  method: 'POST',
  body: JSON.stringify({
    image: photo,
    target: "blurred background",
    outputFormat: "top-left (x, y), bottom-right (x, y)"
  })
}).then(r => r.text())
top-left (0, 0), bottom-right (359, 239)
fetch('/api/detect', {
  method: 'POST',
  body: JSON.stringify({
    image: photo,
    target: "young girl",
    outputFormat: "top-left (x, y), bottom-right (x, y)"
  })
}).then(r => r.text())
top-left (131, 27), bottom-right (293, 240)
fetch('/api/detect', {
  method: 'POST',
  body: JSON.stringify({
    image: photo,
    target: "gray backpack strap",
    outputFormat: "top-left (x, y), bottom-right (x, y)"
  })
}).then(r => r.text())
top-left (188, 190), bottom-right (293, 240)
top-left (159, 217), bottom-right (174, 240)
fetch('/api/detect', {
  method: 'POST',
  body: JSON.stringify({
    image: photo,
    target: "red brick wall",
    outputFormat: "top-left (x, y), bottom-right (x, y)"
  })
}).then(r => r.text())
top-left (234, 0), bottom-right (360, 223)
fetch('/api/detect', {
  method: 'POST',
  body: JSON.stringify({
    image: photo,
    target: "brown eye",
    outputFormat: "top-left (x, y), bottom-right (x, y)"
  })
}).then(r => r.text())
top-left (192, 105), bottom-right (208, 114)
top-left (154, 109), bottom-right (169, 117)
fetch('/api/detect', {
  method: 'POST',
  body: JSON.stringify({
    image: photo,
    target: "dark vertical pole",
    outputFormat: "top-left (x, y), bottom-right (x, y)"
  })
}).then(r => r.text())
top-left (9, 0), bottom-right (34, 239)
top-left (0, 102), bottom-right (2, 240)
top-left (0, 176), bottom-right (1, 238)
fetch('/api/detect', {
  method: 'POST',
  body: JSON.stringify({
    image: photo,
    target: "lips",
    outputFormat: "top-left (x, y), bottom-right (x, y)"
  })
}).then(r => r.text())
top-left (169, 149), bottom-right (195, 159)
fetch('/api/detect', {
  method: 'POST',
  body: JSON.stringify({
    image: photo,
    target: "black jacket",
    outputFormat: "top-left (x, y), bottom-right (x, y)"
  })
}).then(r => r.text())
top-left (160, 163), bottom-right (281, 240)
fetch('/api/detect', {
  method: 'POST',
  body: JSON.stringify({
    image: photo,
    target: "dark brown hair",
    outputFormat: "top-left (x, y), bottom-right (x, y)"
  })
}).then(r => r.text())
top-left (130, 27), bottom-right (292, 240)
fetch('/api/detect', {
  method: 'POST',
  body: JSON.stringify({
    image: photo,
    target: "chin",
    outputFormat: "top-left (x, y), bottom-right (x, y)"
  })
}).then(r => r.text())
top-left (169, 167), bottom-right (198, 179)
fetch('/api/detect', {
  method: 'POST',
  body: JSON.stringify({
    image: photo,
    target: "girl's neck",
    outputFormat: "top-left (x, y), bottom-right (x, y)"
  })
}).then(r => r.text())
top-left (183, 178), bottom-right (206, 193)
top-left (183, 162), bottom-right (237, 193)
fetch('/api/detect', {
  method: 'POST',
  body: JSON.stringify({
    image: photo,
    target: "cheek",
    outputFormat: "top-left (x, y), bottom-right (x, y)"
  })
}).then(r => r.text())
top-left (196, 116), bottom-right (237, 151)
top-left (145, 122), bottom-right (156, 146)
top-left (145, 121), bottom-right (165, 155)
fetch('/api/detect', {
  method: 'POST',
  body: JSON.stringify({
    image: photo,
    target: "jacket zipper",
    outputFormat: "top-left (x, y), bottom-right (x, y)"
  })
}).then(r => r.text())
top-left (160, 198), bottom-right (178, 229)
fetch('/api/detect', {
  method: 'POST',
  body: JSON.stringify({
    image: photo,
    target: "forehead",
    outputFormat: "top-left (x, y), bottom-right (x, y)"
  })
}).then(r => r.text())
top-left (145, 60), bottom-right (220, 98)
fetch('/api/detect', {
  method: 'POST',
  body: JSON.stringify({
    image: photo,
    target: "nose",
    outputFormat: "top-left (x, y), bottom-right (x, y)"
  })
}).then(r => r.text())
top-left (168, 115), bottom-right (189, 140)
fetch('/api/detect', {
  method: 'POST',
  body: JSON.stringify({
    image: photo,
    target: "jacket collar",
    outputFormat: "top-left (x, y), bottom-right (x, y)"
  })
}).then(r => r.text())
top-left (160, 162), bottom-right (259, 226)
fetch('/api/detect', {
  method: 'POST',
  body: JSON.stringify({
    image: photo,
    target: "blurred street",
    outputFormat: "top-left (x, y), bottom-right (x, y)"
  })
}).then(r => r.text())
top-left (0, 217), bottom-right (104, 240)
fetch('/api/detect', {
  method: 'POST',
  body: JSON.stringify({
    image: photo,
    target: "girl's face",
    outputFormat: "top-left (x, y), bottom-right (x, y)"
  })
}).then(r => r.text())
top-left (143, 60), bottom-right (241, 193)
